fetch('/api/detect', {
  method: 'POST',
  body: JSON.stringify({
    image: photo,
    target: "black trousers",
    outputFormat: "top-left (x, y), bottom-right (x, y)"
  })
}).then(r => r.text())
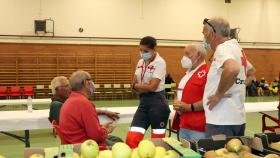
top-left (130, 91), bottom-right (171, 131)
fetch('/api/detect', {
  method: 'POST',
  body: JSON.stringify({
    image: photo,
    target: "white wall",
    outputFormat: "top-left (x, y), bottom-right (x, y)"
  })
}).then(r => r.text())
top-left (1, 0), bottom-right (280, 47)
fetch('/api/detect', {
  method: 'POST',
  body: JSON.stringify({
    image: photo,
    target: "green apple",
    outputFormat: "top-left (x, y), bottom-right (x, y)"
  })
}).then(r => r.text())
top-left (0, 155), bottom-right (5, 158)
top-left (73, 152), bottom-right (80, 158)
top-left (130, 148), bottom-right (140, 158)
top-left (112, 142), bottom-right (132, 158)
top-left (137, 140), bottom-right (156, 158)
top-left (80, 139), bottom-right (99, 158)
top-left (97, 150), bottom-right (112, 158)
top-left (29, 154), bottom-right (44, 158)
top-left (165, 150), bottom-right (179, 158)
top-left (153, 146), bottom-right (166, 158)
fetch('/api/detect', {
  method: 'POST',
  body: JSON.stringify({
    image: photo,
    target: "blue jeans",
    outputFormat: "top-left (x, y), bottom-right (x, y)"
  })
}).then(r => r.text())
top-left (179, 128), bottom-right (205, 140)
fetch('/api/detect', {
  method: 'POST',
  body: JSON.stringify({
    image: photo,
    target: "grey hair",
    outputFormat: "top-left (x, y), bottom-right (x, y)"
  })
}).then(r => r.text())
top-left (208, 17), bottom-right (230, 37)
top-left (186, 43), bottom-right (206, 59)
top-left (50, 76), bottom-right (68, 95)
top-left (69, 70), bottom-right (91, 91)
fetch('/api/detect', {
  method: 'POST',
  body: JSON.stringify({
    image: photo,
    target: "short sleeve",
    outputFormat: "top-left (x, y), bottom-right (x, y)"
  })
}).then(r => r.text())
top-left (213, 45), bottom-right (235, 69)
top-left (152, 60), bottom-right (166, 80)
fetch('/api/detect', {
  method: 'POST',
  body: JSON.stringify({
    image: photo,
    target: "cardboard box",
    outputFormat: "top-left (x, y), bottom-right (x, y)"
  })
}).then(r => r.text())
top-left (189, 135), bottom-right (266, 157)
top-left (24, 138), bottom-right (200, 158)
top-left (255, 131), bottom-right (280, 155)
top-left (24, 144), bottom-right (81, 158)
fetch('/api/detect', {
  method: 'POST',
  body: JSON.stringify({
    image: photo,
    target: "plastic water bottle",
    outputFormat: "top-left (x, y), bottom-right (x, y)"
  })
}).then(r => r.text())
top-left (27, 96), bottom-right (33, 113)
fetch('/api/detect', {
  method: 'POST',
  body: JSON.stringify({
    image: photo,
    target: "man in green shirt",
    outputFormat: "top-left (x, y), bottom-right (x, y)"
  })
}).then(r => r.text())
top-left (49, 76), bottom-right (71, 124)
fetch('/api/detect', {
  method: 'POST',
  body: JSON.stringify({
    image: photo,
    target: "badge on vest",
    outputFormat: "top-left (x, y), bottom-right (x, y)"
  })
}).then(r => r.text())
top-left (197, 70), bottom-right (206, 78)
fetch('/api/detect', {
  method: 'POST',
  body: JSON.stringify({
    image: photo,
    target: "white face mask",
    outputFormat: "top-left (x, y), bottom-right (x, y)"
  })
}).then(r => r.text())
top-left (181, 56), bottom-right (192, 69)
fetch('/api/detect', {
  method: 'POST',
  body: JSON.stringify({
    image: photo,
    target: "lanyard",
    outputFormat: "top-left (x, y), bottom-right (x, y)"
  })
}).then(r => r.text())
top-left (140, 62), bottom-right (147, 83)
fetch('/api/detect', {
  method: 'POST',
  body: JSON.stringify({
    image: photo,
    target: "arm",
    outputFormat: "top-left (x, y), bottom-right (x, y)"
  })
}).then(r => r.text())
top-left (82, 103), bottom-right (108, 143)
top-left (134, 78), bottom-right (161, 92)
top-left (173, 100), bottom-right (204, 112)
top-left (96, 109), bottom-right (120, 120)
top-left (207, 59), bottom-right (240, 110)
top-left (246, 60), bottom-right (256, 86)
top-left (216, 59), bottom-right (240, 96)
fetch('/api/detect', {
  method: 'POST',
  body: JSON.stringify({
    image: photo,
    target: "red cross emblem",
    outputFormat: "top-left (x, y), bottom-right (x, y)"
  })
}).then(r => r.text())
top-left (198, 70), bottom-right (206, 78)
top-left (147, 66), bottom-right (155, 71)
top-left (241, 50), bottom-right (247, 75)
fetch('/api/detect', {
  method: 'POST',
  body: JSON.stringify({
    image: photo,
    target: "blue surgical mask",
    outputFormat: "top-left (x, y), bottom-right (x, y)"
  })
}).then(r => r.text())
top-left (203, 38), bottom-right (212, 52)
top-left (90, 87), bottom-right (96, 94)
top-left (140, 51), bottom-right (152, 61)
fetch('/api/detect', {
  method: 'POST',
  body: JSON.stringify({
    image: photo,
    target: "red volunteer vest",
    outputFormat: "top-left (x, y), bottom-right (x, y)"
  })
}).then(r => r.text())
top-left (172, 64), bottom-right (209, 132)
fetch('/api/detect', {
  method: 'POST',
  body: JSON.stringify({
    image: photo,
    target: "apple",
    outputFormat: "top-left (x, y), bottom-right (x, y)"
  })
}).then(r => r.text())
top-left (165, 150), bottom-right (180, 158)
top-left (153, 146), bottom-right (166, 158)
top-left (73, 152), bottom-right (80, 158)
top-left (29, 154), bottom-right (44, 158)
top-left (97, 150), bottom-right (113, 158)
top-left (130, 148), bottom-right (140, 158)
top-left (80, 139), bottom-right (99, 158)
top-left (112, 142), bottom-right (132, 158)
top-left (137, 140), bottom-right (156, 158)
top-left (0, 155), bottom-right (5, 158)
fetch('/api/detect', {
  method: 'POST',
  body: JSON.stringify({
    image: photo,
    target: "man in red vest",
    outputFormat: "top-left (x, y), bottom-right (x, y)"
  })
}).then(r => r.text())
top-left (172, 43), bottom-right (209, 139)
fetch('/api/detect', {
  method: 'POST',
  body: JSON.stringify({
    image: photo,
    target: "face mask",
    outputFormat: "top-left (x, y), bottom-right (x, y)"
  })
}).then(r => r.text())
top-left (181, 56), bottom-right (192, 69)
top-left (203, 38), bottom-right (212, 52)
top-left (140, 51), bottom-right (153, 61)
top-left (89, 87), bottom-right (96, 94)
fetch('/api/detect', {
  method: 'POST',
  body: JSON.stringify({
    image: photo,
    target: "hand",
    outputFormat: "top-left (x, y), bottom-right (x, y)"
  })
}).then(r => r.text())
top-left (173, 100), bottom-right (187, 112)
top-left (207, 93), bottom-right (232, 110)
top-left (103, 122), bottom-right (116, 133)
top-left (104, 110), bottom-right (120, 121)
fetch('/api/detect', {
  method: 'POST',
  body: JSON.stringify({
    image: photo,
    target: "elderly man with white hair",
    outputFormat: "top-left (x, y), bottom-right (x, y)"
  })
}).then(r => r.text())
top-left (49, 76), bottom-right (71, 124)
top-left (202, 17), bottom-right (254, 137)
top-left (172, 43), bottom-right (209, 139)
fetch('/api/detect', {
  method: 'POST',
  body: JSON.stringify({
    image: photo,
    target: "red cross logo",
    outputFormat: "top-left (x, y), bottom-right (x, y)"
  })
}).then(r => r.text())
top-left (198, 70), bottom-right (206, 78)
top-left (241, 50), bottom-right (247, 75)
top-left (147, 66), bottom-right (155, 71)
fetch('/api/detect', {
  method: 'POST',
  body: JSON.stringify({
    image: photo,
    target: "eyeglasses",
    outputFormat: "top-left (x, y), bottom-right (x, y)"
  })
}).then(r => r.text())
top-left (203, 18), bottom-right (216, 33)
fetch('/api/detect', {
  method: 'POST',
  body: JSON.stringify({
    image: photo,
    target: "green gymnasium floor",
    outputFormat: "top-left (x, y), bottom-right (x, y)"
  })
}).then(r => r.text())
top-left (0, 96), bottom-right (279, 158)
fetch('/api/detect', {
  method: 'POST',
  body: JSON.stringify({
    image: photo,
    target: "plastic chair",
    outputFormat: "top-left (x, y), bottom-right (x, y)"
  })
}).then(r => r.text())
top-left (52, 120), bottom-right (67, 144)
top-left (36, 85), bottom-right (45, 98)
top-left (260, 112), bottom-right (280, 132)
top-left (9, 86), bottom-right (21, 98)
top-left (0, 86), bottom-right (9, 99)
top-left (23, 85), bottom-right (35, 98)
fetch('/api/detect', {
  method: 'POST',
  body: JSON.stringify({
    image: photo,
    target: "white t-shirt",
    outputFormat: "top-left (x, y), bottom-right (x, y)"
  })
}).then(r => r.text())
top-left (203, 39), bottom-right (249, 125)
top-left (177, 62), bottom-right (206, 101)
top-left (134, 53), bottom-right (166, 92)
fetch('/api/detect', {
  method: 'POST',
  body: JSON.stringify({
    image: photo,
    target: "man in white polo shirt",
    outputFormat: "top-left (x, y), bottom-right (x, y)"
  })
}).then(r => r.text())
top-left (202, 17), bottom-right (254, 137)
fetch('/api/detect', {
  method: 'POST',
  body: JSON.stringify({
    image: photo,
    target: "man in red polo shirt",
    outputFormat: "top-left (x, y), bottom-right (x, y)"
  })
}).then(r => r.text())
top-left (172, 43), bottom-right (209, 139)
top-left (59, 70), bottom-right (118, 144)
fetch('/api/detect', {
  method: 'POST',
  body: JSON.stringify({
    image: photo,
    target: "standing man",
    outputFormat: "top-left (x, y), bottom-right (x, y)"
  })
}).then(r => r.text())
top-left (172, 43), bottom-right (209, 139)
top-left (202, 17), bottom-right (254, 137)
top-left (126, 36), bottom-right (170, 148)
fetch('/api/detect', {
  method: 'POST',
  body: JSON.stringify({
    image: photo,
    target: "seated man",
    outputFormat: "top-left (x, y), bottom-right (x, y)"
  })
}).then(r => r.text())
top-left (49, 76), bottom-right (71, 124)
top-left (269, 77), bottom-right (279, 95)
top-left (49, 76), bottom-right (119, 125)
top-left (59, 70), bottom-right (119, 144)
